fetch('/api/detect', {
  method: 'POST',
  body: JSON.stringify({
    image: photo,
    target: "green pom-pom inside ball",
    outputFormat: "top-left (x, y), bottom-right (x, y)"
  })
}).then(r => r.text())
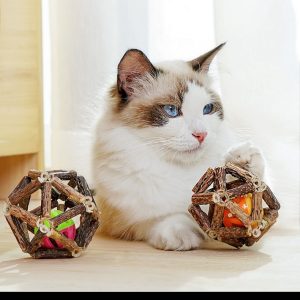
top-left (34, 210), bottom-right (75, 234)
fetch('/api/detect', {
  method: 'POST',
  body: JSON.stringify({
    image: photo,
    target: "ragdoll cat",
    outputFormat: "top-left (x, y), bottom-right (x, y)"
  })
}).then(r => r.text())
top-left (93, 44), bottom-right (265, 251)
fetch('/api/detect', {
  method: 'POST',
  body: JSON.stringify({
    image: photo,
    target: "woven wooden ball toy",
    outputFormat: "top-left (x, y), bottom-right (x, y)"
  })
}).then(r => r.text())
top-left (189, 163), bottom-right (280, 249)
top-left (4, 170), bottom-right (100, 259)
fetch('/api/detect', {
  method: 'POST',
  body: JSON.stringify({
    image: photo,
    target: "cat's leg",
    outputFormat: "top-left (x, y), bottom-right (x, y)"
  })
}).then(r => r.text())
top-left (147, 213), bottom-right (204, 251)
top-left (224, 141), bottom-right (265, 179)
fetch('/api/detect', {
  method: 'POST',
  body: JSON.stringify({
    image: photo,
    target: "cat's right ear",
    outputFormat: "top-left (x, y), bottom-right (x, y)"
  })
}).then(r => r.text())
top-left (117, 49), bottom-right (157, 100)
top-left (189, 43), bottom-right (226, 74)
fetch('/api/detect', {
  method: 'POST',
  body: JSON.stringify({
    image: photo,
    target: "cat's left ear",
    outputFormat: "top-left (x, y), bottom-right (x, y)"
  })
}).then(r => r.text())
top-left (189, 43), bottom-right (226, 73)
top-left (117, 49), bottom-right (157, 99)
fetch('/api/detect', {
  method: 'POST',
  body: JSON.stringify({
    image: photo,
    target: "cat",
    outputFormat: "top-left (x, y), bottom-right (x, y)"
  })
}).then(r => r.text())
top-left (93, 44), bottom-right (265, 251)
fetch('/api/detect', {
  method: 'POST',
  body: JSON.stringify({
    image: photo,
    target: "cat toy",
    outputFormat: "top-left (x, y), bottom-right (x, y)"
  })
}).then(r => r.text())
top-left (189, 163), bottom-right (280, 248)
top-left (4, 170), bottom-right (100, 259)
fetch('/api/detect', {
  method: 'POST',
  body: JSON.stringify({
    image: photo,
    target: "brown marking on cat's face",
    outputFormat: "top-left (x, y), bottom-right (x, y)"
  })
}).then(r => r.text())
top-left (110, 47), bottom-right (225, 129)
top-left (113, 75), bottom-right (189, 128)
top-left (206, 89), bottom-right (224, 120)
top-left (110, 73), bottom-right (223, 128)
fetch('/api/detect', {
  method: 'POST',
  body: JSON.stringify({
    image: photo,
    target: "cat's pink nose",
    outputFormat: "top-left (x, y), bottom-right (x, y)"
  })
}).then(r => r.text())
top-left (193, 132), bottom-right (208, 143)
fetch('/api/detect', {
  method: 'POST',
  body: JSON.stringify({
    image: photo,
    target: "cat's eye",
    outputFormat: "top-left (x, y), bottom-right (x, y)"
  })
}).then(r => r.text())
top-left (163, 105), bottom-right (179, 118)
top-left (203, 103), bottom-right (214, 115)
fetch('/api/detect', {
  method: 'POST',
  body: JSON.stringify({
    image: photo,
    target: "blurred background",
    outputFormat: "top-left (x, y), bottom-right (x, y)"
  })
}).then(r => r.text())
top-left (0, 0), bottom-right (299, 228)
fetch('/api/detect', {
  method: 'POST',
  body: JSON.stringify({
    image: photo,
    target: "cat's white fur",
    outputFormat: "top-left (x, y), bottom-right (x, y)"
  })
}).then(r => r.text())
top-left (93, 59), bottom-right (265, 251)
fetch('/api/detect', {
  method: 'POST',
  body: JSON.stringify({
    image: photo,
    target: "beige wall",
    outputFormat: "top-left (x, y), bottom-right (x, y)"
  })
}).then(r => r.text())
top-left (0, 0), bottom-right (43, 199)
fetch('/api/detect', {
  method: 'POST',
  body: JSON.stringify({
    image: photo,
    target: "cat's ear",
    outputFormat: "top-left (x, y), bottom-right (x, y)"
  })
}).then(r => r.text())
top-left (117, 49), bottom-right (157, 99)
top-left (189, 43), bottom-right (226, 73)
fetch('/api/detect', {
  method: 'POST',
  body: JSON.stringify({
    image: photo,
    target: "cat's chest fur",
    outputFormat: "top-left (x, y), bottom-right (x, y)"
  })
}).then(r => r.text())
top-left (93, 125), bottom-right (232, 224)
top-left (125, 153), bottom-right (219, 219)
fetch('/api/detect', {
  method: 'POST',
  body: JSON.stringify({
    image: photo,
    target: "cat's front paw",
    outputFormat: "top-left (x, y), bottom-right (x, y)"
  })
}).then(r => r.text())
top-left (148, 214), bottom-right (203, 251)
top-left (225, 142), bottom-right (265, 179)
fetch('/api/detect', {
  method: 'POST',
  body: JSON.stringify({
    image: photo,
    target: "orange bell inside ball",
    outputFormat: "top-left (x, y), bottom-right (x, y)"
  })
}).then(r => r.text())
top-left (223, 194), bottom-right (253, 227)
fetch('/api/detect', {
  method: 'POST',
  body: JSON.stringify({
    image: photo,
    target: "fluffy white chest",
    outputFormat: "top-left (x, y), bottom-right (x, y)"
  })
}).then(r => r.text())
top-left (95, 140), bottom-right (225, 223)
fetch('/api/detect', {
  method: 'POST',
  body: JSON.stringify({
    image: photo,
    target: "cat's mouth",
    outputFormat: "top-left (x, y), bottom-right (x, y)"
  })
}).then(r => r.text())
top-left (181, 145), bottom-right (202, 154)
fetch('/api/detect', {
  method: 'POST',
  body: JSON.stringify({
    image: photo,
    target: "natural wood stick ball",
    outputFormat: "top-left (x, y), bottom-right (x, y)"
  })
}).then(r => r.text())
top-left (5, 170), bottom-right (100, 259)
top-left (190, 163), bottom-right (280, 249)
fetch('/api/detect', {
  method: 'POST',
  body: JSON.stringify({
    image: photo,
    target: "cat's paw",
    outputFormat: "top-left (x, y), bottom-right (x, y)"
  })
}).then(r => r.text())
top-left (225, 141), bottom-right (265, 179)
top-left (148, 214), bottom-right (203, 251)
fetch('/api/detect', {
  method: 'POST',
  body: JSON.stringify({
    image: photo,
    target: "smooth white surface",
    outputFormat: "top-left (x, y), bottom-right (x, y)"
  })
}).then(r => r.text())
top-left (292, 0), bottom-right (300, 59)
top-left (148, 0), bottom-right (215, 61)
top-left (0, 206), bottom-right (299, 292)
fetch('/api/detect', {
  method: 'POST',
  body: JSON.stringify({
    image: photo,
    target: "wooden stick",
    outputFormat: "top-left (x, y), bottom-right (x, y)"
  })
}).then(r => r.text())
top-left (19, 197), bottom-right (31, 212)
top-left (263, 208), bottom-right (279, 225)
top-left (207, 179), bottom-right (246, 193)
top-left (86, 220), bottom-right (100, 247)
top-left (27, 225), bottom-right (35, 234)
top-left (65, 200), bottom-right (76, 209)
top-left (76, 176), bottom-right (99, 219)
top-left (5, 215), bottom-right (30, 252)
top-left (214, 167), bottom-right (226, 190)
top-left (68, 178), bottom-right (78, 188)
top-left (9, 180), bottom-right (42, 206)
top-left (52, 177), bottom-right (84, 204)
top-left (192, 168), bottom-right (215, 193)
top-left (217, 227), bottom-right (248, 240)
top-left (51, 188), bottom-right (60, 202)
top-left (48, 170), bottom-right (68, 174)
top-left (11, 215), bottom-right (31, 244)
top-left (251, 192), bottom-right (263, 221)
top-left (51, 204), bottom-right (86, 228)
top-left (211, 206), bottom-right (225, 230)
top-left (226, 180), bottom-right (245, 190)
top-left (53, 170), bottom-right (78, 181)
top-left (41, 182), bottom-right (52, 217)
top-left (85, 220), bottom-right (100, 248)
top-left (30, 200), bottom-right (58, 216)
top-left (28, 170), bottom-right (77, 181)
top-left (8, 176), bottom-right (32, 210)
top-left (76, 215), bottom-right (100, 248)
top-left (28, 170), bottom-right (42, 180)
top-left (31, 249), bottom-right (73, 259)
top-left (225, 201), bottom-right (251, 227)
top-left (8, 176), bottom-right (32, 212)
top-left (21, 222), bottom-right (30, 241)
top-left (226, 162), bottom-right (256, 182)
top-left (220, 238), bottom-right (245, 249)
top-left (210, 167), bottom-right (226, 230)
top-left (28, 231), bottom-right (45, 254)
top-left (188, 205), bottom-right (211, 232)
top-left (227, 183), bottom-right (254, 198)
top-left (49, 230), bottom-right (82, 254)
top-left (208, 204), bottom-right (215, 222)
top-left (8, 176), bottom-right (32, 199)
top-left (192, 193), bottom-right (214, 205)
top-left (245, 209), bottom-right (279, 247)
top-left (8, 205), bottom-right (39, 228)
top-left (58, 179), bottom-right (78, 203)
top-left (246, 221), bottom-right (274, 247)
top-left (77, 176), bottom-right (93, 197)
top-left (245, 237), bottom-right (257, 247)
top-left (263, 186), bottom-right (281, 210)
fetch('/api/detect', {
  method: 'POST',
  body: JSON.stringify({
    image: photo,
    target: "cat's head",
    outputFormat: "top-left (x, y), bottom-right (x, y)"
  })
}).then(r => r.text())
top-left (110, 44), bottom-right (225, 164)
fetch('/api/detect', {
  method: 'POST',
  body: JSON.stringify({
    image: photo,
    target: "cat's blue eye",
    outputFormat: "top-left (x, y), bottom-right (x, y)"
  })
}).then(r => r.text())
top-left (163, 105), bottom-right (179, 118)
top-left (203, 103), bottom-right (214, 115)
